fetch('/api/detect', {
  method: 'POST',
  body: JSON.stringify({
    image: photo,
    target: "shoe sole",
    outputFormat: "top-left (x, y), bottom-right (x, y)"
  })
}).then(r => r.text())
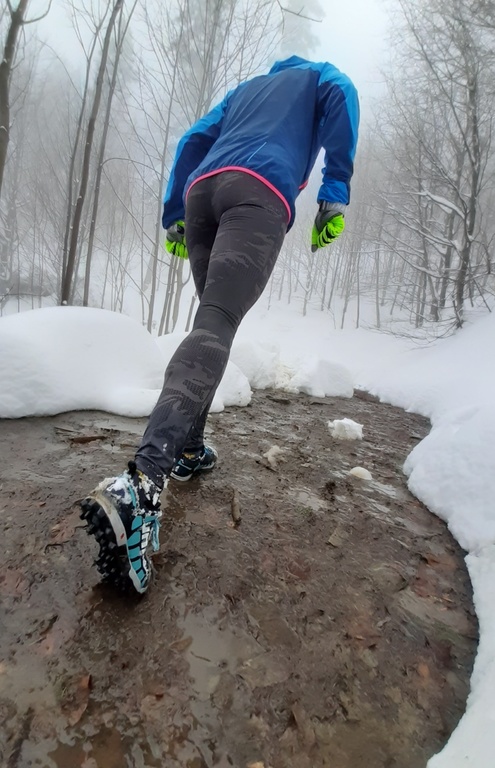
top-left (80, 493), bottom-right (146, 595)
top-left (170, 463), bottom-right (216, 482)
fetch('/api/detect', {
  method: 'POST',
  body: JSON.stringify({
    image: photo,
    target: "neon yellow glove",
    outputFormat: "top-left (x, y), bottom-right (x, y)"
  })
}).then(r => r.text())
top-left (165, 221), bottom-right (188, 259)
top-left (311, 204), bottom-right (346, 252)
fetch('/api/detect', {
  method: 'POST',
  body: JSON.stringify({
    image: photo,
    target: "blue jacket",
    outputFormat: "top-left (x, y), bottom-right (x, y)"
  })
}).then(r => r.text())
top-left (162, 56), bottom-right (360, 230)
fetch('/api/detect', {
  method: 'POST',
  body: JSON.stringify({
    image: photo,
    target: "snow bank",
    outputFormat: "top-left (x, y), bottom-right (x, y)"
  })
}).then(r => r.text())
top-left (428, 546), bottom-right (495, 768)
top-left (229, 339), bottom-right (280, 389)
top-left (282, 357), bottom-right (353, 398)
top-left (357, 313), bottom-right (495, 768)
top-left (359, 312), bottom-right (495, 552)
top-left (0, 307), bottom-right (163, 418)
top-left (154, 331), bottom-right (252, 413)
top-left (210, 361), bottom-right (252, 411)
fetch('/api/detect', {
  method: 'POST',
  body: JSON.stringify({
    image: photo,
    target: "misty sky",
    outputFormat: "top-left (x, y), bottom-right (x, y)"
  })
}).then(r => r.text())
top-left (34, 0), bottom-right (387, 85)
top-left (31, 0), bottom-right (388, 113)
top-left (315, 0), bottom-right (388, 103)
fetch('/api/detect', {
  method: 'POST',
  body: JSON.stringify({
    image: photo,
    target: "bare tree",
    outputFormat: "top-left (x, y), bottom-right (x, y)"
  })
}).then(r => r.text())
top-left (373, 0), bottom-right (495, 328)
top-left (0, 0), bottom-right (51, 200)
top-left (60, 0), bottom-right (124, 305)
top-left (82, 0), bottom-right (137, 306)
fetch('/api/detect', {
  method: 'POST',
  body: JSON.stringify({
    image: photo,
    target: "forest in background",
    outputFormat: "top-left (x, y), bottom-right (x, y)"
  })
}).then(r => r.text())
top-left (0, 0), bottom-right (494, 335)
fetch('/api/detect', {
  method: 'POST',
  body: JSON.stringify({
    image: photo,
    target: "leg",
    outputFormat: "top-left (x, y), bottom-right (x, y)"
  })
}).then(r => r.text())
top-left (134, 172), bottom-right (288, 486)
top-left (178, 193), bottom-right (217, 456)
top-left (81, 172), bottom-right (287, 594)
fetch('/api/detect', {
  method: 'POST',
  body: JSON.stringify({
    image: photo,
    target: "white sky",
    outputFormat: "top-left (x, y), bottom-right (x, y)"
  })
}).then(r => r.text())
top-left (31, 0), bottom-right (389, 111)
top-left (314, 0), bottom-right (389, 107)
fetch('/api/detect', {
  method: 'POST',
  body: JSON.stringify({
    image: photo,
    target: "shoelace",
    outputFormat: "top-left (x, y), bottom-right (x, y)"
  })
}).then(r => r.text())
top-left (144, 515), bottom-right (161, 551)
top-left (127, 460), bottom-right (161, 511)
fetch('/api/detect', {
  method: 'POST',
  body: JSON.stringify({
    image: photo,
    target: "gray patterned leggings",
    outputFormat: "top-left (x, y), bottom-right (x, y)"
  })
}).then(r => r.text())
top-left (134, 171), bottom-right (288, 486)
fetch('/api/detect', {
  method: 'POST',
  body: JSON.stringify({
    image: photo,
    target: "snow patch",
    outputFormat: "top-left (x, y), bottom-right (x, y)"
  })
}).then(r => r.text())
top-left (263, 445), bottom-right (286, 469)
top-left (230, 339), bottom-right (280, 389)
top-left (328, 418), bottom-right (363, 440)
top-left (210, 361), bottom-right (252, 412)
top-left (154, 330), bottom-right (252, 413)
top-left (349, 466), bottom-right (372, 480)
top-left (0, 307), bottom-right (163, 418)
top-left (284, 357), bottom-right (354, 398)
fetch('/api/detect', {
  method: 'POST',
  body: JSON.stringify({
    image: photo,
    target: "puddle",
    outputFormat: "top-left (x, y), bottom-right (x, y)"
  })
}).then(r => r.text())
top-left (0, 656), bottom-right (56, 712)
top-left (370, 479), bottom-right (409, 501)
top-left (47, 726), bottom-right (163, 768)
top-left (179, 604), bottom-right (260, 702)
top-left (294, 488), bottom-right (328, 513)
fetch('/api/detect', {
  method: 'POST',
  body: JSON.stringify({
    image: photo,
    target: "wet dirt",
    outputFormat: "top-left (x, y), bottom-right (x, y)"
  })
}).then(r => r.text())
top-left (0, 389), bottom-right (477, 768)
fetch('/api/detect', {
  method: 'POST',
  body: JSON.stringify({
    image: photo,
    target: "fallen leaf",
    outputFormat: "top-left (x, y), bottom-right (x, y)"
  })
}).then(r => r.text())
top-left (292, 702), bottom-right (316, 749)
top-left (0, 569), bottom-right (30, 597)
top-left (422, 552), bottom-right (457, 572)
top-left (238, 652), bottom-right (289, 689)
top-left (81, 759), bottom-right (98, 768)
top-left (287, 557), bottom-right (311, 581)
top-left (168, 636), bottom-right (193, 653)
top-left (69, 434), bottom-right (107, 444)
top-left (48, 509), bottom-right (83, 545)
top-left (417, 662), bottom-right (430, 679)
top-left (327, 525), bottom-right (346, 547)
top-left (60, 673), bottom-right (92, 726)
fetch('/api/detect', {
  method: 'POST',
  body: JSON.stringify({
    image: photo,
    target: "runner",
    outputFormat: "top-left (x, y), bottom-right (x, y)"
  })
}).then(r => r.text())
top-left (80, 55), bottom-right (360, 594)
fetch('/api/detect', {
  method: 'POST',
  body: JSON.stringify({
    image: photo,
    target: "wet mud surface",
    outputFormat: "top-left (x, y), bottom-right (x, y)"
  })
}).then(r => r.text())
top-left (0, 390), bottom-right (477, 768)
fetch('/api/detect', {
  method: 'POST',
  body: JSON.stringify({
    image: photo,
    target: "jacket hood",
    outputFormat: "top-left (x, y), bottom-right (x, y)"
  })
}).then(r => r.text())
top-left (268, 55), bottom-right (312, 74)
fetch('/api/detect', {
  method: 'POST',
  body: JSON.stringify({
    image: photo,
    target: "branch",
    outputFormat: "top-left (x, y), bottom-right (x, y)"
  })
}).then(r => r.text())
top-left (24, 0), bottom-right (53, 24)
top-left (275, 1), bottom-right (322, 22)
top-left (417, 190), bottom-right (465, 219)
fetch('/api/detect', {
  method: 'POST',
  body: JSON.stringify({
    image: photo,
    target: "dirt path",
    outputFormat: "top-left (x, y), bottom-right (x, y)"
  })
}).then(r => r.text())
top-left (0, 390), bottom-right (477, 768)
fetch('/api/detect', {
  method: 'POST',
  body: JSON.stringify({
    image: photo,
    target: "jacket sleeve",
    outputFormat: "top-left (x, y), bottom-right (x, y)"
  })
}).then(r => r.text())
top-left (162, 94), bottom-right (230, 228)
top-left (316, 65), bottom-right (360, 206)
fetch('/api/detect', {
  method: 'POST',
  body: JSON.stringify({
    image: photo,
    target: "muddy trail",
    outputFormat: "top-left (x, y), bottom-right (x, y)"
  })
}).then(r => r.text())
top-left (0, 389), bottom-right (477, 768)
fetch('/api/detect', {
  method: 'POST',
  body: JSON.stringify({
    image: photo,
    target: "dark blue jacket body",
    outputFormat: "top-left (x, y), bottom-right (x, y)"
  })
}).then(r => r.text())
top-left (162, 56), bottom-right (360, 230)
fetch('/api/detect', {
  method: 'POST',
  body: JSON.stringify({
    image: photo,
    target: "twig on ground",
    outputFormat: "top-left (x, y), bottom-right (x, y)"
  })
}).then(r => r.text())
top-left (231, 488), bottom-right (242, 525)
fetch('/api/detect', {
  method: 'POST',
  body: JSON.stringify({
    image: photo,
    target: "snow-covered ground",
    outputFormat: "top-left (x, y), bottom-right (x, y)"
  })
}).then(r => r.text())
top-left (0, 302), bottom-right (494, 767)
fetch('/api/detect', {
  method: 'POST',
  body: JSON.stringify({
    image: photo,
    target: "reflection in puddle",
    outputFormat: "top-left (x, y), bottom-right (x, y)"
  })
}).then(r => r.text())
top-left (48, 726), bottom-right (163, 768)
top-left (180, 605), bottom-right (258, 702)
top-left (170, 602), bottom-right (259, 767)
top-left (294, 488), bottom-right (328, 513)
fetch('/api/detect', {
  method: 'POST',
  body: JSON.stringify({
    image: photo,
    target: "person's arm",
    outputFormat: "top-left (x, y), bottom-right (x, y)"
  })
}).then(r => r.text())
top-left (162, 93), bottom-right (230, 228)
top-left (316, 64), bottom-right (360, 206)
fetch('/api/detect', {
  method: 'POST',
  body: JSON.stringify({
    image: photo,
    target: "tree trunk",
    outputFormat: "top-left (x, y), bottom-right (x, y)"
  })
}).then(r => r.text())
top-left (185, 293), bottom-right (197, 332)
top-left (83, 5), bottom-right (130, 306)
top-left (0, 0), bottom-right (29, 201)
top-left (60, 0), bottom-right (124, 305)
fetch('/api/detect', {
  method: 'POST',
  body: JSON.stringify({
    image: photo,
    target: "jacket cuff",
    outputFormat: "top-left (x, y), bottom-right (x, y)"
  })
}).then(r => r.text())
top-left (317, 201), bottom-right (347, 216)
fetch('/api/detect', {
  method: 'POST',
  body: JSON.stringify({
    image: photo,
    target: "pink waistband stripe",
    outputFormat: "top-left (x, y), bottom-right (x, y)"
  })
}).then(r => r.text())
top-left (186, 167), bottom-right (292, 222)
